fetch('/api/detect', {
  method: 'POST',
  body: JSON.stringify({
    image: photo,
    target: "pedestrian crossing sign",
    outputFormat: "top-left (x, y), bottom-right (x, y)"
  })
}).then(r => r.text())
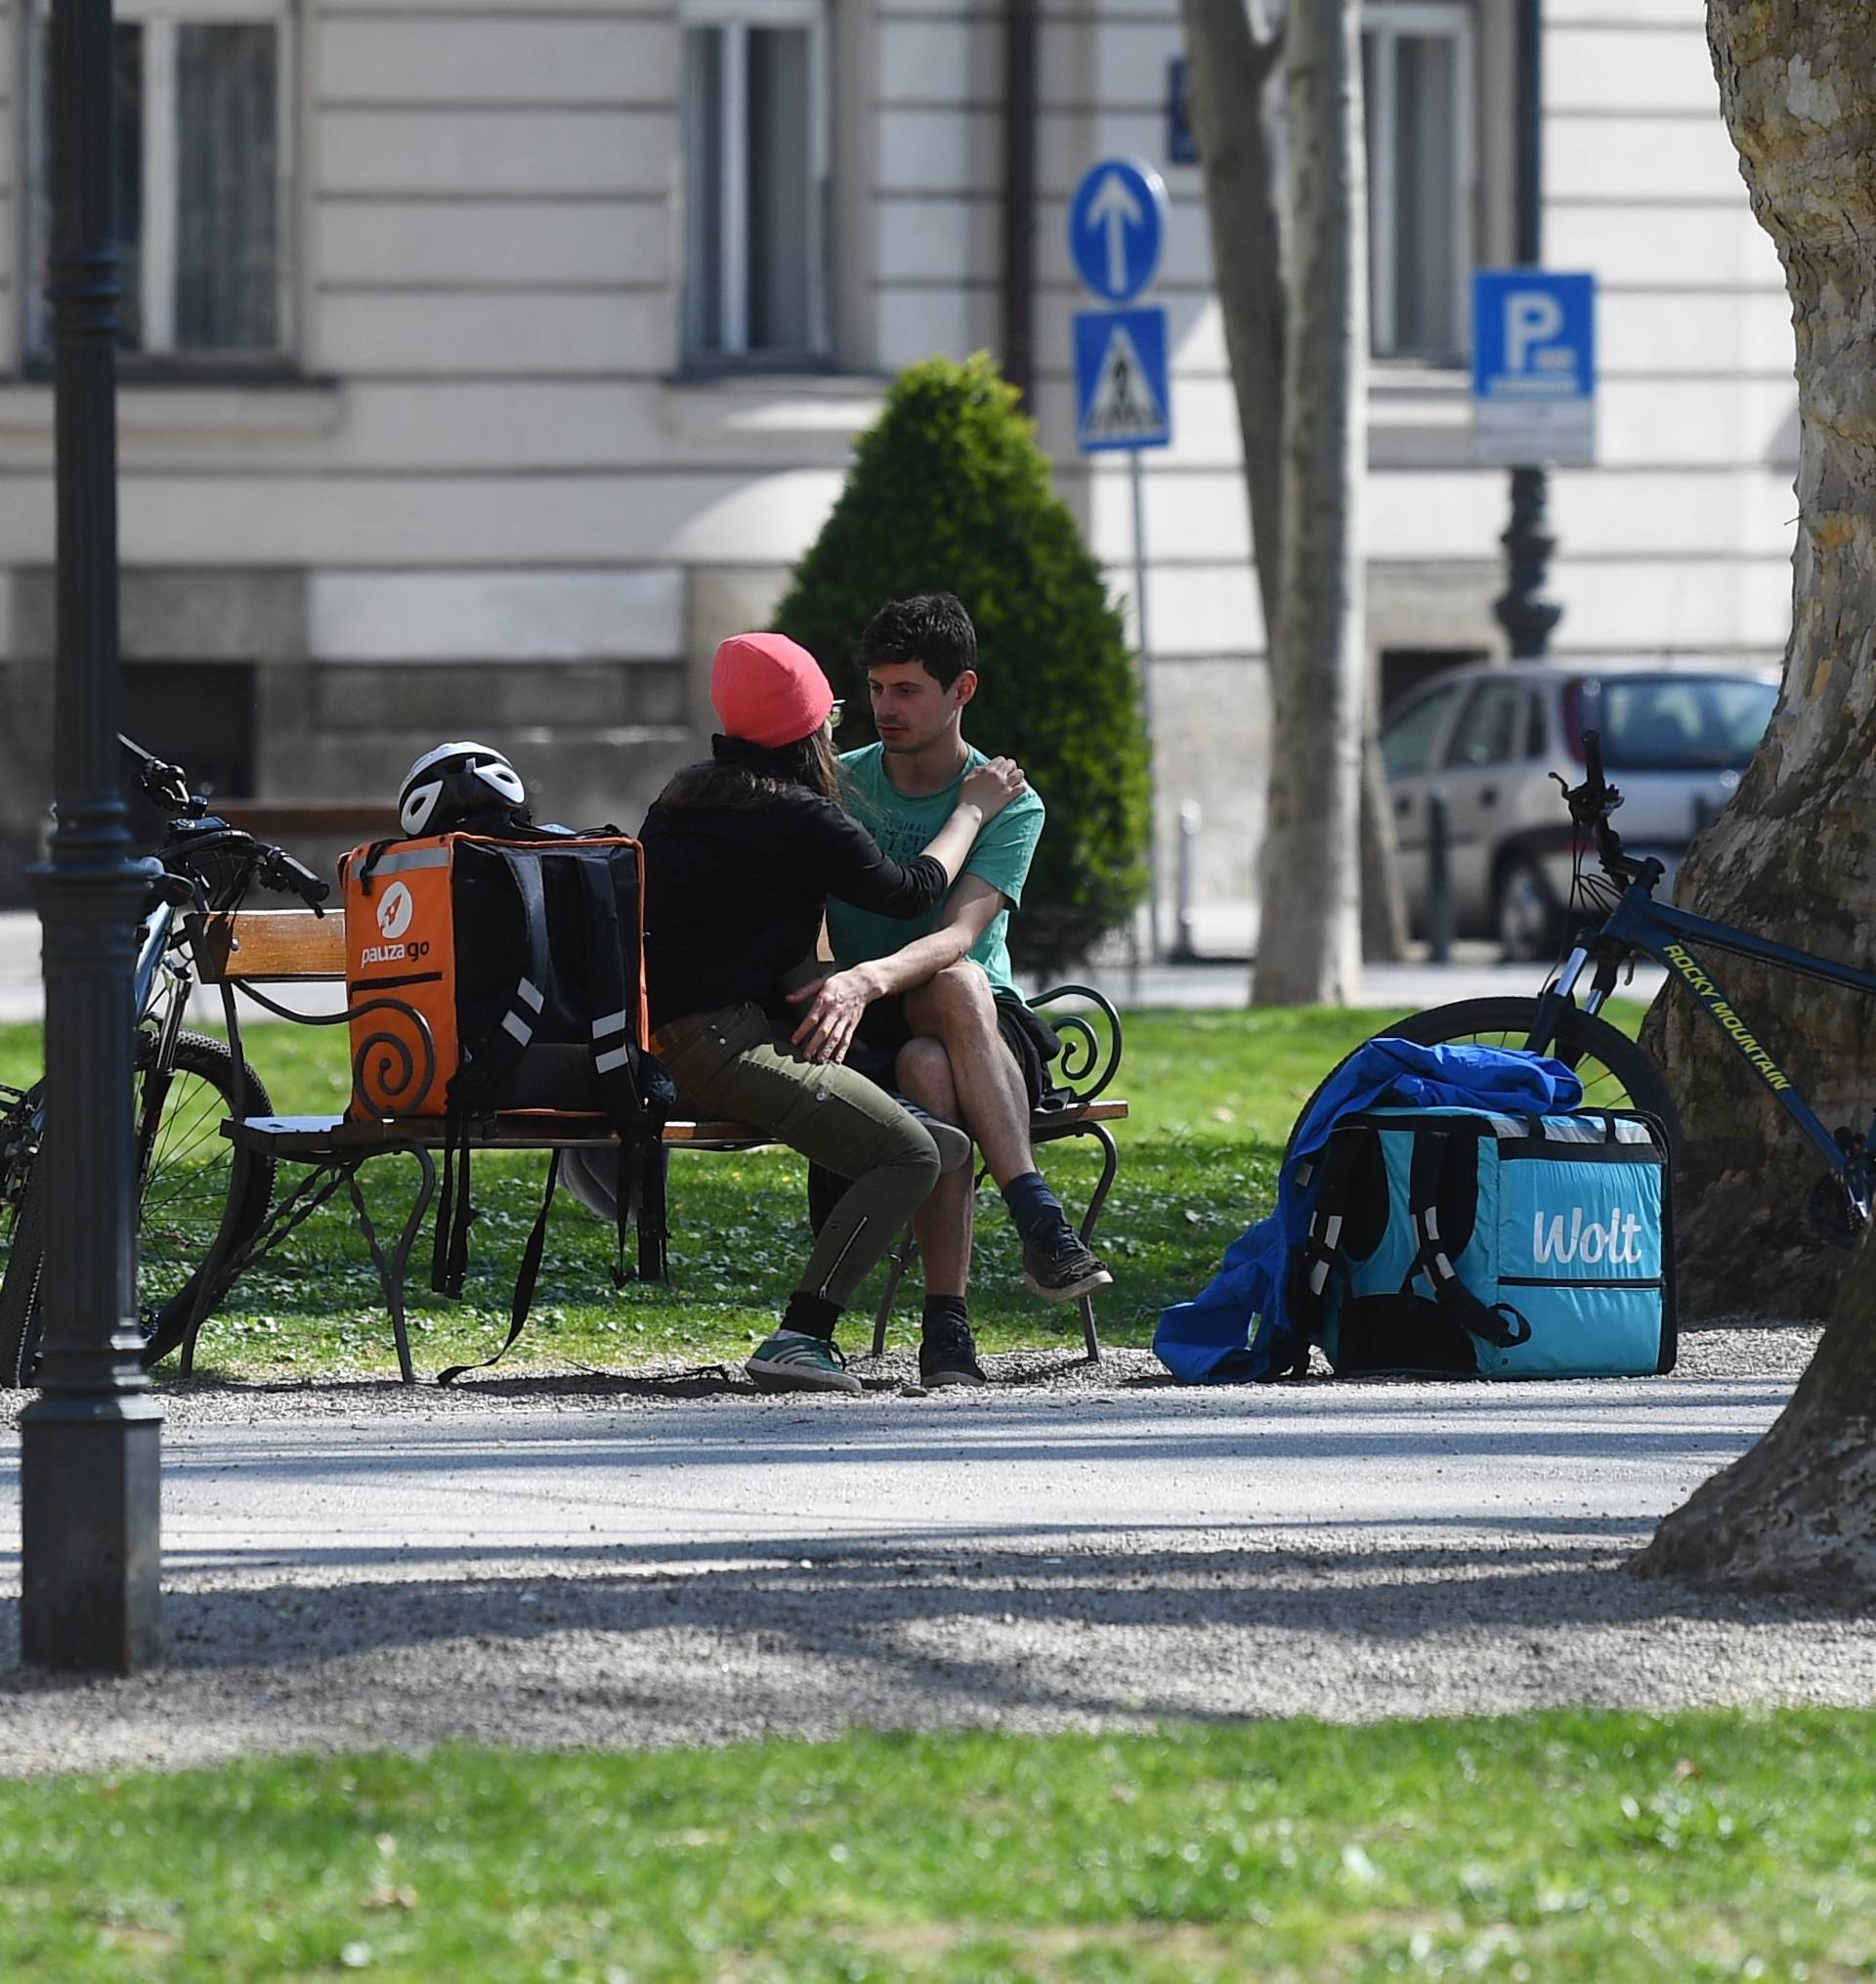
top-left (1074, 306), bottom-right (1172, 453)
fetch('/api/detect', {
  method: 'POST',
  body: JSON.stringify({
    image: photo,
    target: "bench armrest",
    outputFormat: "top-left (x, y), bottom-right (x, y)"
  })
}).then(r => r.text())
top-left (1027, 982), bottom-right (1123, 1107)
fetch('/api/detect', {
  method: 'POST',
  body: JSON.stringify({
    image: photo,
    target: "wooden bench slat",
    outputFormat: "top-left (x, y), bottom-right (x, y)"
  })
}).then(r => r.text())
top-left (225, 1100), bottom-right (1129, 1158)
top-left (188, 909), bottom-right (347, 982)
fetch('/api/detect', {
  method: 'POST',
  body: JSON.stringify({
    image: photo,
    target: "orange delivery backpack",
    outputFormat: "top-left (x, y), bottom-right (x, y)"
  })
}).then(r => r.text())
top-left (339, 828), bottom-right (675, 1377)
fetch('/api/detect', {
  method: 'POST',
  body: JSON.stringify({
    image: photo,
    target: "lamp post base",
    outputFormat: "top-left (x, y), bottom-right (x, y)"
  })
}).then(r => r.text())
top-left (20, 1392), bottom-right (163, 1672)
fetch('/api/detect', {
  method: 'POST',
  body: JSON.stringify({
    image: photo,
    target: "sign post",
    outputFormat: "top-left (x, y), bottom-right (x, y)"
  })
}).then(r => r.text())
top-left (1068, 156), bottom-right (1172, 957)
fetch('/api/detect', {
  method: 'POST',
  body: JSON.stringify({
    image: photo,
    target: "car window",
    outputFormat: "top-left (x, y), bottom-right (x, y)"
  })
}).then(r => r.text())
top-left (1381, 682), bottom-right (1461, 776)
top-left (1443, 679), bottom-right (1528, 769)
top-left (1571, 675), bottom-right (1777, 771)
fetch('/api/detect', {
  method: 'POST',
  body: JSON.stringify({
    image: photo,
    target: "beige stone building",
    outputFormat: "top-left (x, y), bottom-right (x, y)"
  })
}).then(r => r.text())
top-left (0, 0), bottom-right (1794, 946)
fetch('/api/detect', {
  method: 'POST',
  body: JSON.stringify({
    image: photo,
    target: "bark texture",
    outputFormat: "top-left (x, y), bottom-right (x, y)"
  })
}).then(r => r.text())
top-left (1635, 1221), bottom-right (1876, 1598)
top-left (1635, 0), bottom-right (1876, 1596)
top-left (1642, 1), bottom-right (1876, 1321)
top-left (1251, 0), bottom-right (1366, 1005)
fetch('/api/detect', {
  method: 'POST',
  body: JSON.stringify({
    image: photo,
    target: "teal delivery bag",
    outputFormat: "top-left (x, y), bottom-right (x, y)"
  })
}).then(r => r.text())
top-left (1292, 1108), bottom-right (1675, 1378)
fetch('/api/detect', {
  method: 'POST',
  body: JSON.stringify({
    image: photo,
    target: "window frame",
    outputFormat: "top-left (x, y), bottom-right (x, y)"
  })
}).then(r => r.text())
top-left (1363, 0), bottom-right (1475, 367)
top-left (23, 0), bottom-right (296, 367)
top-left (678, 0), bottom-right (831, 369)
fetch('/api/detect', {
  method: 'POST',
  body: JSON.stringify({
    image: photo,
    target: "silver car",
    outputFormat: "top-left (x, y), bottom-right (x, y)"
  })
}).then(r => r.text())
top-left (1380, 662), bottom-right (1778, 959)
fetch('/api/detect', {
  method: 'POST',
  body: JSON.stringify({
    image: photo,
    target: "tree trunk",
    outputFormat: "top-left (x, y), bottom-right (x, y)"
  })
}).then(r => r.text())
top-left (1181, 3), bottom-right (1405, 976)
top-left (1642, 0), bottom-right (1876, 1322)
top-left (1360, 724), bottom-right (1409, 963)
top-left (1634, 1222), bottom-right (1876, 1598)
top-left (1252, 0), bottom-right (1366, 1006)
top-left (1634, 0), bottom-right (1876, 1593)
top-left (1177, 0), bottom-right (1285, 645)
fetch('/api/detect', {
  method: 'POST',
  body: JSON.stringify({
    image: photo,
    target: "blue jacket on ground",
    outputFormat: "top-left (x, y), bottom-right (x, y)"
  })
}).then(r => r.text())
top-left (1152, 1038), bottom-right (1586, 1385)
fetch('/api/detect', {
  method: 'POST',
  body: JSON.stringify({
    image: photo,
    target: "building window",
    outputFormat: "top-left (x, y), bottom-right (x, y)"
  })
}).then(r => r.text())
top-left (26, 0), bottom-right (288, 363)
top-left (681, 0), bottom-right (828, 366)
top-left (1364, 3), bottom-right (1473, 365)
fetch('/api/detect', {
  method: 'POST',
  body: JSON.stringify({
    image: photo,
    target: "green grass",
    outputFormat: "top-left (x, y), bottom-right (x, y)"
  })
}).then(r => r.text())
top-left (0, 1713), bottom-right (1869, 1979)
top-left (0, 1003), bottom-right (1647, 1383)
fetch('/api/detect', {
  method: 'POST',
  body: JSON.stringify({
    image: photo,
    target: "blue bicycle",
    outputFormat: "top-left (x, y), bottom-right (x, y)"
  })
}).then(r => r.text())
top-left (1381, 729), bottom-right (1876, 1248)
top-left (0, 740), bottom-right (330, 1383)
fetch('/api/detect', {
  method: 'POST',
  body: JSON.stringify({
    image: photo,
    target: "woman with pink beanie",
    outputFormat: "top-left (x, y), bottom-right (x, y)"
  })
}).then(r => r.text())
top-left (635, 631), bottom-right (1024, 1394)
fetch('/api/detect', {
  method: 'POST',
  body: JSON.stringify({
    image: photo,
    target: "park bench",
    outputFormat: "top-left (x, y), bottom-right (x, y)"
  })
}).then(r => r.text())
top-left (179, 909), bottom-right (1129, 1383)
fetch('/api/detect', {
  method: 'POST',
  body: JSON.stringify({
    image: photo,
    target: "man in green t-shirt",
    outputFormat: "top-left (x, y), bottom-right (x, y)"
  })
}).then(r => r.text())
top-left (787, 593), bottom-right (1112, 1389)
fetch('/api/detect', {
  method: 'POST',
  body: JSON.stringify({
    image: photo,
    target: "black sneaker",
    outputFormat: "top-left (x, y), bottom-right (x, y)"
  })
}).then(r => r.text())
top-left (918, 1315), bottom-right (988, 1389)
top-left (1022, 1228), bottom-right (1114, 1303)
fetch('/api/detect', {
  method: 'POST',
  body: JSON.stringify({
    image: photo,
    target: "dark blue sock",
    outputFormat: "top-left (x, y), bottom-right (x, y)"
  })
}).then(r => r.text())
top-left (1000, 1170), bottom-right (1070, 1245)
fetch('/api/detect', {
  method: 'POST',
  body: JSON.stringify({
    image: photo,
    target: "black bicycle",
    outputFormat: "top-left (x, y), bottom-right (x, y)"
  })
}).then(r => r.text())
top-left (1374, 728), bottom-right (1876, 1249)
top-left (0, 739), bottom-right (330, 1384)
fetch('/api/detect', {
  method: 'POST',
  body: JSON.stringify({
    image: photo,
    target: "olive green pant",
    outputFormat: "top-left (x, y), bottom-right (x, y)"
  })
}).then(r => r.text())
top-left (656, 1003), bottom-right (940, 1315)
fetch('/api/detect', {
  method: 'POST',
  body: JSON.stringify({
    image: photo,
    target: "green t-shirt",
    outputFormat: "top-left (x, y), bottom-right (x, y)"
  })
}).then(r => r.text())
top-left (826, 743), bottom-right (1045, 997)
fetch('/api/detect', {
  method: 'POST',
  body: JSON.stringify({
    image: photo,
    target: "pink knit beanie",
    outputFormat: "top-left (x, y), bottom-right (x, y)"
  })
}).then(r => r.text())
top-left (709, 632), bottom-right (835, 749)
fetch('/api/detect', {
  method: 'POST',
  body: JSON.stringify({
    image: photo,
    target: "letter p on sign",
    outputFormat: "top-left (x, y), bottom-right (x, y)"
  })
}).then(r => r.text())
top-left (1506, 290), bottom-right (1564, 373)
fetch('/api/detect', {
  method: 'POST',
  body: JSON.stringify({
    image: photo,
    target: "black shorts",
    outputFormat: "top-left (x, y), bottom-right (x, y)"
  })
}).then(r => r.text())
top-left (805, 987), bottom-right (1062, 1237)
top-left (851, 987), bottom-right (1059, 1113)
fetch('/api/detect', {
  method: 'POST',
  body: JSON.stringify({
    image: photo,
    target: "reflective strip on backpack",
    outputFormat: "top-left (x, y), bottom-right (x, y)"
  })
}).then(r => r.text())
top-left (366, 845), bottom-right (453, 877)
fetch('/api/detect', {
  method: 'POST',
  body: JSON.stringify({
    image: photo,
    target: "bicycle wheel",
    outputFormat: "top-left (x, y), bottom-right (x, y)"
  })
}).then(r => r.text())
top-left (134, 1032), bottom-right (277, 1366)
top-left (0, 1032), bottom-right (277, 1386)
top-left (0, 1160), bottom-right (47, 1385)
top-left (1286, 997), bottom-right (1677, 1160)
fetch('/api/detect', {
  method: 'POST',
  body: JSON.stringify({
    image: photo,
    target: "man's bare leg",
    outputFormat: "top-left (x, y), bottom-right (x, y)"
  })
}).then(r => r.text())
top-left (895, 1034), bottom-right (985, 1384)
top-left (900, 963), bottom-right (1111, 1303)
top-left (895, 1037), bottom-right (972, 1298)
top-left (900, 963), bottom-right (1037, 1187)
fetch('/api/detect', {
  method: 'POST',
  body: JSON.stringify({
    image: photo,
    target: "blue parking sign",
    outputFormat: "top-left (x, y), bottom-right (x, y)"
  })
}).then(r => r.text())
top-left (1472, 270), bottom-right (1597, 465)
top-left (1074, 307), bottom-right (1171, 453)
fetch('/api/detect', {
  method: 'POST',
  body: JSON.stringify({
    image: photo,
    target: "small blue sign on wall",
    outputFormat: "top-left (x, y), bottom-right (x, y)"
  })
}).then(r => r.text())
top-left (1168, 59), bottom-right (1198, 166)
top-left (1074, 306), bottom-right (1172, 453)
top-left (1067, 157), bottom-right (1168, 305)
top-left (1471, 270), bottom-right (1598, 466)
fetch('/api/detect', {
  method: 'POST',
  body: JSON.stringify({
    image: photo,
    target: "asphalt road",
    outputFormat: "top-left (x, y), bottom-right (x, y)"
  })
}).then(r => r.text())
top-left (2, 1335), bottom-right (1870, 1778)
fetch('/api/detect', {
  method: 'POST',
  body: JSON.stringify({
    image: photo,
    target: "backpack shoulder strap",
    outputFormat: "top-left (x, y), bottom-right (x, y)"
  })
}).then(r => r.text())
top-left (433, 842), bottom-right (555, 1296)
top-left (571, 847), bottom-right (671, 1283)
top-left (1406, 1128), bottom-right (1531, 1351)
top-left (1289, 1125), bottom-right (1370, 1340)
top-left (438, 1151), bottom-right (562, 1386)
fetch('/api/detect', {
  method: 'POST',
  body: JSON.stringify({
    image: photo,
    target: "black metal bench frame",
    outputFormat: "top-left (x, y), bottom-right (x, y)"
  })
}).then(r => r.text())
top-left (182, 911), bottom-right (1128, 1384)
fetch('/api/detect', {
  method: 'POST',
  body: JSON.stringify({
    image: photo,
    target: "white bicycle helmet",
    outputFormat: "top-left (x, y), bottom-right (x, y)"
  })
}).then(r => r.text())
top-left (398, 741), bottom-right (527, 837)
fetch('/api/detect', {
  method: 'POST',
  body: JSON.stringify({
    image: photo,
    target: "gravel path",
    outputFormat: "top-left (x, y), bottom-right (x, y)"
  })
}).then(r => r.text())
top-left (3, 1324), bottom-right (1872, 1780)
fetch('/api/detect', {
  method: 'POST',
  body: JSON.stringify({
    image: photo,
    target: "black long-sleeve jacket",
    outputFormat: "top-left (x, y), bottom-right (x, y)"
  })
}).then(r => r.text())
top-left (637, 784), bottom-right (949, 1031)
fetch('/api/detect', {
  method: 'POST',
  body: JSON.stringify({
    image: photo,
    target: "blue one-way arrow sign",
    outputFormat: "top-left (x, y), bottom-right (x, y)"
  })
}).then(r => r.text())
top-left (1068, 157), bottom-right (1167, 304)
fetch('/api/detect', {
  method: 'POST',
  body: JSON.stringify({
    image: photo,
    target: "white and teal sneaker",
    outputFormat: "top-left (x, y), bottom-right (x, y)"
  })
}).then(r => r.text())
top-left (745, 1329), bottom-right (862, 1395)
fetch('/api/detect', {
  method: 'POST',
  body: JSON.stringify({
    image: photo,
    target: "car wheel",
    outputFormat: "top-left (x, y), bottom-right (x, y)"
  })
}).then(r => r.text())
top-left (1494, 857), bottom-right (1561, 963)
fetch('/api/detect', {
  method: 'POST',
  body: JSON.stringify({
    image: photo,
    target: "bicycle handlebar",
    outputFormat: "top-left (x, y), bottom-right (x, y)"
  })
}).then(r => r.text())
top-left (257, 846), bottom-right (332, 909)
top-left (1582, 729), bottom-right (1607, 802)
top-left (1560, 728), bottom-right (1661, 888)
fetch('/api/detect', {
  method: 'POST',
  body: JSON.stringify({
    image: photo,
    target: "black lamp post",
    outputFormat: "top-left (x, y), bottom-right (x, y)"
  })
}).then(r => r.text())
top-left (1493, 0), bottom-right (1561, 661)
top-left (19, 0), bottom-right (163, 1671)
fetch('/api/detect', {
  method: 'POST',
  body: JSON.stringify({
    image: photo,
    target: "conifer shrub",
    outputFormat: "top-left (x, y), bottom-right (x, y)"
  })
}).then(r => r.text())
top-left (775, 353), bottom-right (1151, 973)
